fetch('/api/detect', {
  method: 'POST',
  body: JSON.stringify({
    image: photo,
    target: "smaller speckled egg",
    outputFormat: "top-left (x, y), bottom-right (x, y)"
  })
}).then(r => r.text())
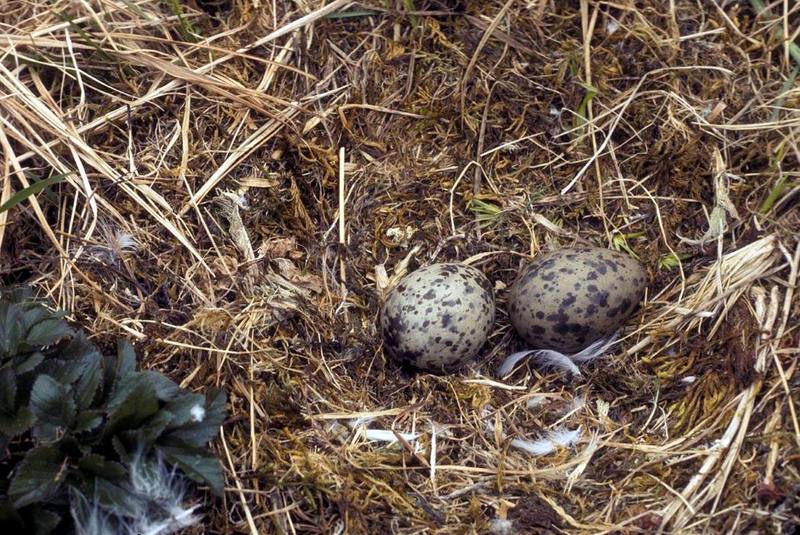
top-left (380, 263), bottom-right (495, 372)
top-left (508, 247), bottom-right (647, 353)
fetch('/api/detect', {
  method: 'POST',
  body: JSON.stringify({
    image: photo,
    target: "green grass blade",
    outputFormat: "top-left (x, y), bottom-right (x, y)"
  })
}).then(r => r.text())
top-left (572, 83), bottom-right (598, 134)
top-left (117, 0), bottom-right (148, 19)
top-left (771, 65), bottom-right (799, 122)
top-left (750, 0), bottom-right (800, 65)
top-left (758, 141), bottom-right (789, 214)
top-left (51, 11), bottom-right (112, 62)
top-left (325, 10), bottom-right (380, 19)
top-left (0, 173), bottom-right (70, 214)
top-left (165, 0), bottom-right (198, 42)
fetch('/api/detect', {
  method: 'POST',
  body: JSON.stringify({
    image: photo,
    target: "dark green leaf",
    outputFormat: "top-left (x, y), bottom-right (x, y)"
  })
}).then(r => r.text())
top-left (20, 304), bottom-right (51, 326)
top-left (105, 340), bottom-right (138, 409)
top-left (74, 410), bottom-right (104, 433)
top-left (116, 339), bottom-right (136, 377)
top-left (32, 422), bottom-right (60, 443)
top-left (90, 477), bottom-right (142, 516)
top-left (14, 351), bottom-right (45, 374)
top-left (0, 302), bottom-right (24, 357)
top-left (30, 374), bottom-right (76, 428)
top-left (30, 507), bottom-right (62, 535)
top-left (0, 406), bottom-right (35, 436)
top-left (0, 284), bottom-right (33, 303)
top-left (122, 409), bottom-right (174, 450)
top-left (78, 454), bottom-right (126, 480)
top-left (165, 389), bottom-right (226, 447)
top-left (164, 391), bottom-right (206, 428)
top-left (36, 359), bottom-right (67, 383)
top-left (0, 368), bottom-right (16, 413)
top-left (0, 173), bottom-right (70, 214)
top-left (111, 436), bottom-right (131, 463)
top-left (140, 370), bottom-right (179, 401)
top-left (59, 331), bottom-right (99, 363)
top-left (24, 317), bottom-right (73, 350)
top-left (105, 379), bottom-right (159, 438)
top-left (74, 352), bottom-right (101, 410)
top-left (8, 446), bottom-right (66, 507)
top-left (158, 444), bottom-right (224, 496)
top-left (41, 334), bottom-right (98, 385)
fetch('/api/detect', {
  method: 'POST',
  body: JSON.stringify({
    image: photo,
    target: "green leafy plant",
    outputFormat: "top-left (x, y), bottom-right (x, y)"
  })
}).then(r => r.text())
top-left (610, 232), bottom-right (644, 259)
top-left (659, 251), bottom-right (692, 271)
top-left (467, 198), bottom-right (503, 225)
top-left (572, 82), bottom-right (599, 135)
top-left (0, 286), bottom-right (226, 534)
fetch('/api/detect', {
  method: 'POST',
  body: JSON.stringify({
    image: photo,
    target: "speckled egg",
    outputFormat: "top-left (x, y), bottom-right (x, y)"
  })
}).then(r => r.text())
top-left (380, 263), bottom-right (495, 372)
top-left (508, 247), bottom-right (647, 353)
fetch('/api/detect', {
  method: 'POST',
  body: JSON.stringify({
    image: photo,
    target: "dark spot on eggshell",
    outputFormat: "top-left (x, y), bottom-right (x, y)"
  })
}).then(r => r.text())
top-left (441, 313), bottom-right (452, 327)
top-left (507, 247), bottom-right (647, 353)
top-left (380, 263), bottom-right (495, 373)
top-left (590, 291), bottom-right (609, 308)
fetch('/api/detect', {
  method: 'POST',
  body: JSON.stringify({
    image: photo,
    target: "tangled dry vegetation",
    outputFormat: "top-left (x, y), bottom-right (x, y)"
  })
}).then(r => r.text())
top-left (1, 0), bottom-right (799, 533)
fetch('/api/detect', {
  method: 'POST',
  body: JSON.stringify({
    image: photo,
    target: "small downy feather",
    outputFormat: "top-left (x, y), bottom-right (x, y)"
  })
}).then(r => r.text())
top-left (360, 429), bottom-right (419, 444)
top-left (488, 517), bottom-right (514, 535)
top-left (70, 489), bottom-right (114, 535)
top-left (86, 225), bottom-right (139, 266)
top-left (346, 417), bottom-right (419, 447)
top-left (569, 331), bottom-right (619, 363)
top-left (70, 451), bottom-right (201, 535)
top-left (497, 331), bottom-right (619, 377)
top-left (510, 427), bottom-right (582, 457)
top-left (498, 349), bottom-right (581, 377)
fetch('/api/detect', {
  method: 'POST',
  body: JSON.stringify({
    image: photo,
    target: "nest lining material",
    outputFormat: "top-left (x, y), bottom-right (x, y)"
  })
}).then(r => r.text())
top-left (1, 0), bottom-right (799, 533)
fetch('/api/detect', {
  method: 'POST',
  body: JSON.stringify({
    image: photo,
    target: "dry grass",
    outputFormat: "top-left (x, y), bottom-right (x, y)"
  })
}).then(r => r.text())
top-left (1, 0), bottom-right (799, 533)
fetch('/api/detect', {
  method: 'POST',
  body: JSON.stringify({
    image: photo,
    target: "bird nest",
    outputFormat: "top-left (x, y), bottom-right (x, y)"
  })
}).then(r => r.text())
top-left (1, 1), bottom-right (798, 533)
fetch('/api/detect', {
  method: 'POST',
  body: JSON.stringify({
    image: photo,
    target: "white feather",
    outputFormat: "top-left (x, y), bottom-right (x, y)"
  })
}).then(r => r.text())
top-left (531, 350), bottom-right (583, 375)
top-left (526, 395), bottom-right (549, 409)
top-left (489, 517), bottom-right (514, 535)
top-left (348, 416), bottom-right (375, 429)
top-left (498, 349), bottom-right (582, 377)
top-left (497, 350), bottom-right (536, 377)
top-left (70, 451), bottom-right (201, 535)
top-left (510, 437), bottom-right (559, 456)
top-left (510, 427), bottom-right (582, 457)
top-left (549, 427), bottom-right (582, 447)
top-left (70, 489), bottom-right (114, 535)
top-left (360, 429), bottom-right (419, 444)
top-left (566, 395), bottom-right (586, 414)
top-left (498, 331), bottom-right (620, 377)
top-left (569, 331), bottom-right (619, 363)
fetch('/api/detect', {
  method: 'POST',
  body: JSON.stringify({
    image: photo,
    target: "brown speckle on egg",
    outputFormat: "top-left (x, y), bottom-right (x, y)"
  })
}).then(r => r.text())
top-left (508, 247), bottom-right (648, 353)
top-left (380, 263), bottom-right (495, 373)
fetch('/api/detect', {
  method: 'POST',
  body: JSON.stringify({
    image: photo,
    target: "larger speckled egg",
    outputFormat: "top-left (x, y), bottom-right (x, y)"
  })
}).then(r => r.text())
top-left (508, 247), bottom-right (647, 353)
top-left (380, 263), bottom-right (495, 372)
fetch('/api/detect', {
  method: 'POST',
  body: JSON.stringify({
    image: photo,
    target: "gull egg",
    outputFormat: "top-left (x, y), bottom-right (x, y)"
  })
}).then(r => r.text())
top-left (508, 247), bottom-right (647, 353)
top-left (380, 263), bottom-right (495, 372)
